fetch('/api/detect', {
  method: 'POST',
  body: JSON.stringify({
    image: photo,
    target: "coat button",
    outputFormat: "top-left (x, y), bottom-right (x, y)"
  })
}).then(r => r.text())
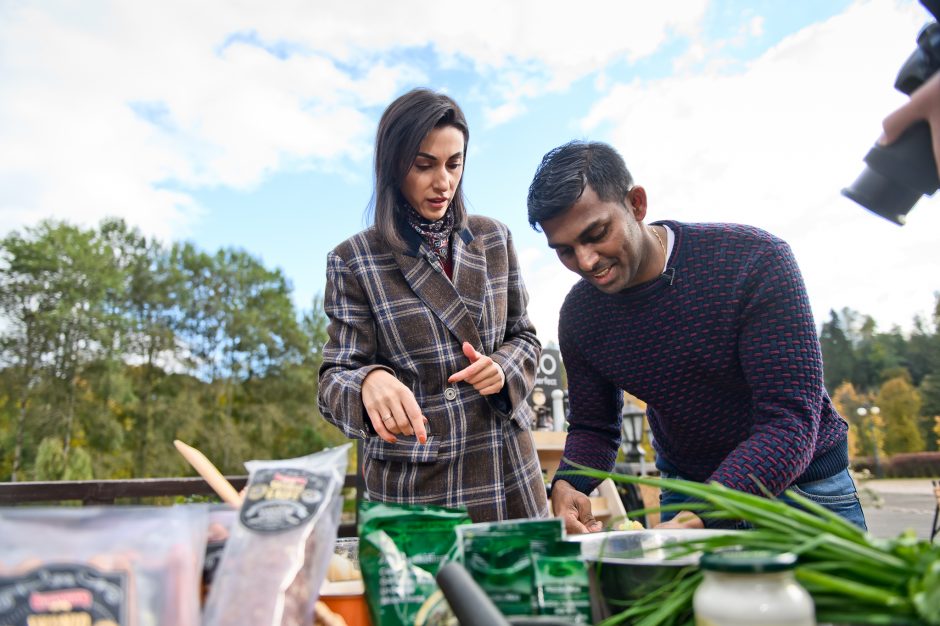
top-left (444, 387), bottom-right (457, 401)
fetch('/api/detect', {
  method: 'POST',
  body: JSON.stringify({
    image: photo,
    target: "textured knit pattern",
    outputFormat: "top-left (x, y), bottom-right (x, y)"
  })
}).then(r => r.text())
top-left (557, 221), bottom-right (849, 497)
top-left (318, 215), bottom-right (548, 522)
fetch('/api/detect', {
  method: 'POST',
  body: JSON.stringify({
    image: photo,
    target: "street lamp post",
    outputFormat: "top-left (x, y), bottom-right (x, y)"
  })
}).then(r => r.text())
top-left (857, 405), bottom-right (884, 479)
top-left (551, 389), bottom-right (566, 432)
top-left (621, 401), bottom-right (646, 475)
top-left (615, 400), bottom-right (648, 527)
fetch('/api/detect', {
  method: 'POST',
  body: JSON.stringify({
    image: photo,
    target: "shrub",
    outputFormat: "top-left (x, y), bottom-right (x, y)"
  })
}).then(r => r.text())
top-left (851, 452), bottom-right (940, 478)
top-left (885, 452), bottom-right (940, 478)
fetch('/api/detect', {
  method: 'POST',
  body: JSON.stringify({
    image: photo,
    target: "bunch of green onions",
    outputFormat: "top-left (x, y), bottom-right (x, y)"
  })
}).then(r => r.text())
top-left (569, 469), bottom-right (940, 626)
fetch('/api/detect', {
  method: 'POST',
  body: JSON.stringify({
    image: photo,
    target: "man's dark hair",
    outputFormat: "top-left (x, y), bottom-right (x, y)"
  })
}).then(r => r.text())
top-left (370, 88), bottom-right (470, 251)
top-left (526, 140), bottom-right (634, 231)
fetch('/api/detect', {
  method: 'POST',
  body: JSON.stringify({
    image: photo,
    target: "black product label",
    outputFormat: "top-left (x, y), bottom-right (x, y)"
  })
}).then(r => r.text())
top-left (239, 468), bottom-right (327, 532)
top-left (0, 563), bottom-right (127, 626)
top-left (202, 540), bottom-right (227, 585)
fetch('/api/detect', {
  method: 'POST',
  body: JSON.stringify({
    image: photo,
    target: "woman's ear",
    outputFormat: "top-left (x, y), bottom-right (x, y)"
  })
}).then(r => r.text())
top-left (628, 186), bottom-right (648, 220)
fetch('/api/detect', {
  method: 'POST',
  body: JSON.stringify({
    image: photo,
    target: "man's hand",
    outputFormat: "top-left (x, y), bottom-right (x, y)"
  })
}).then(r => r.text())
top-left (551, 479), bottom-right (603, 534)
top-left (655, 510), bottom-right (704, 530)
top-left (362, 369), bottom-right (428, 444)
top-left (448, 342), bottom-right (505, 396)
top-left (880, 71), bottom-right (940, 179)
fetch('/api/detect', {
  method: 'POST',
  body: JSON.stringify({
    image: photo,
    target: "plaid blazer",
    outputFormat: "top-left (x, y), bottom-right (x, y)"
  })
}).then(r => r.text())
top-left (318, 215), bottom-right (548, 522)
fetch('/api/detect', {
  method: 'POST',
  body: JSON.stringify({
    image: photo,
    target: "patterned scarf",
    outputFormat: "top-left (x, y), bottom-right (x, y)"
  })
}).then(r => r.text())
top-left (404, 203), bottom-right (455, 268)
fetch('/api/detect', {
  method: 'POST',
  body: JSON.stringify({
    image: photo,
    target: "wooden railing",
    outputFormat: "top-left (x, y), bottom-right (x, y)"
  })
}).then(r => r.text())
top-left (0, 474), bottom-right (361, 537)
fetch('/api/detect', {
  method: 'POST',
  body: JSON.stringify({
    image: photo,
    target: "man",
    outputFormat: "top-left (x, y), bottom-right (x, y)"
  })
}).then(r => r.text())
top-left (526, 140), bottom-right (866, 533)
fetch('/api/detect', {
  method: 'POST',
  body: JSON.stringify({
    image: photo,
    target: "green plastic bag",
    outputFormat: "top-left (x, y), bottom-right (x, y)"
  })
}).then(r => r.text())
top-left (533, 542), bottom-right (592, 624)
top-left (457, 518), bottom-right (564, 616)
top-left (358, 501), bottom-right (470, 626)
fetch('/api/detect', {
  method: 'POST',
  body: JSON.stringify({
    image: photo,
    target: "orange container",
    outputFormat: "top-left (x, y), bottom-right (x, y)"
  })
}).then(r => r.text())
top-left (320, 581), bottom-right (371, 626)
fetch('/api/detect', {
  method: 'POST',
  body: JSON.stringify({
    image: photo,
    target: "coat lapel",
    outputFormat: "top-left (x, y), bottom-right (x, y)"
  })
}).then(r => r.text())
top-left (451, 226), bottom-right (486, 336)
top-left (394, 224), bottom-right (484, 350)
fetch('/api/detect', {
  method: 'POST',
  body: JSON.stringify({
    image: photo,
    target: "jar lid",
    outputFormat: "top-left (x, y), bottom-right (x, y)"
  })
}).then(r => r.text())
top-left (699, 549), bottom-right (798, 573)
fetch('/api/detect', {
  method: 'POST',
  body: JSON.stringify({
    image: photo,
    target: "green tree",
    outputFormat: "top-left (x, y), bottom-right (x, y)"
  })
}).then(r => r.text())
top-left (831, 381), bottom-right (865, 457)
top-left (173, 243), bottom-right (225, 380)
top-left (100, 221), bottom-right (184, 477)
top-left (920, 374), bottom-right (940, 418)
top-left (876, 377), bottom-right (924, 454)
top-left (820, 309), bottom-right (855, 392)
top-left (855, 317), bottom-right (905, 390)
top-left (0, 227), bottom-right (58, 480)
top-left (33, 436), bottom-right (66, 481)
top-left (905, 315), bottom-right (938, 387)
top-left (34, 222), bottom-right (123, 456)
top-left (0, 218), bottom-right (348, 482)
top-left (33, 436), bottom-right (94, 481)
top-left (63, 446), bottom-right (93, 481)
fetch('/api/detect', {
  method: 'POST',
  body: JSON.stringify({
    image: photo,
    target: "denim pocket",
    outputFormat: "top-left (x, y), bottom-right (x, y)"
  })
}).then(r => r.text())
top-left (786, 470), bottom-right (867, 529)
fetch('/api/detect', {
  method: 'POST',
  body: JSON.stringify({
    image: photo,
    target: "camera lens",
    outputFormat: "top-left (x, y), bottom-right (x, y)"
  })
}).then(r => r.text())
top-left (842, 121), bottom-right (939, 225)
top-left (842, 168), bottom-right (921, 225)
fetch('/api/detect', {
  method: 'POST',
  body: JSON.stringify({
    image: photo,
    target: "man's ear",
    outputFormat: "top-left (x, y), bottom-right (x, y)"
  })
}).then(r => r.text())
top-left (627, 186), bottom-right (648, 221)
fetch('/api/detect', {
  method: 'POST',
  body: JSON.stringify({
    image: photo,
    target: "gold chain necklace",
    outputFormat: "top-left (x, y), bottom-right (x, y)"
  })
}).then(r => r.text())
top-left (650, 225), bottom-right (666, 270)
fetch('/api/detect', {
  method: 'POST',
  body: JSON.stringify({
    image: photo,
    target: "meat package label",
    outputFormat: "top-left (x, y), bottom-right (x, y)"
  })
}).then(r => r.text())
top-left (240, 468), bottom-right (329, 533)
top-left (0, 563), bottom-right (128, 626)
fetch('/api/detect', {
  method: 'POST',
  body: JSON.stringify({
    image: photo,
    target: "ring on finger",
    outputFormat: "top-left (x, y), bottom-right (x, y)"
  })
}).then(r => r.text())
top-left (381, 415), bottom-right (394, 423)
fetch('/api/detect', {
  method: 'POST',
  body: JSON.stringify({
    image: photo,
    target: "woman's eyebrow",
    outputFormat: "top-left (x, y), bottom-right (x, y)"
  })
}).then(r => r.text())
top-left (415, 151), bottom-right (463, 161)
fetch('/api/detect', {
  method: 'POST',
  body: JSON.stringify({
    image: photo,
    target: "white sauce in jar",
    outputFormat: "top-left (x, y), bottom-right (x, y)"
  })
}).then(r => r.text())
top-left (693, 550), bottom-right (815, 626)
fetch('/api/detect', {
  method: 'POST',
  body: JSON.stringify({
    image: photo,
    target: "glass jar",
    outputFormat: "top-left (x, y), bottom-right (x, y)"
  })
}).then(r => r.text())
top-left (693, 550), bottom-right (815, 626)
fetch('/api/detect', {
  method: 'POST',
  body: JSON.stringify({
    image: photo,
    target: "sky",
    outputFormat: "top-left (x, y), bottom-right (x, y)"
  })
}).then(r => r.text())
top-left (2, 0), bottom-right (939, 346)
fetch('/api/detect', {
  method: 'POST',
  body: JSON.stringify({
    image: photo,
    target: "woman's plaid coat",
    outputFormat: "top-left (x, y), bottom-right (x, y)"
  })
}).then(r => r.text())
top-left (318, 215), bottom-right (548, 522)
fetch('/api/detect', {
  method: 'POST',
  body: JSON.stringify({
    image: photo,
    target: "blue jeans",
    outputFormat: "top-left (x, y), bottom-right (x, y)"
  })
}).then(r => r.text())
top-left (659, 469), bottom-right (867, 530)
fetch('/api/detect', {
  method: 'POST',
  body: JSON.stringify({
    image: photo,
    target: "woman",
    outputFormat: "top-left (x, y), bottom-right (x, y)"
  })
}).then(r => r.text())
top-left (317, 88), bottom-right (548, 522)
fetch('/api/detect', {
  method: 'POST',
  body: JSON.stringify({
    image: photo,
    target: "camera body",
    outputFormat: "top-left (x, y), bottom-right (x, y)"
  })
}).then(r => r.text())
top-left (842, 0), bottom-right (940, 225)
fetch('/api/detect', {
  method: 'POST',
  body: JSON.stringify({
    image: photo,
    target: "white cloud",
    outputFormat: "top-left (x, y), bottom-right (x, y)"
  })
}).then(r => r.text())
top-left (0, 1), bottom-right (423, 240)
top-left (4, 0), bottom-right (936, 345)
top-left (518, 245), bottom-right (580, 347)
top-left (747, 16), bottom-right (765, 38)
top-left (576, 0), bottom-right (940, 334)
top-left (0, 0), bottom-right (711, 241)
top-left (484, 100), bottom-right (528, 128)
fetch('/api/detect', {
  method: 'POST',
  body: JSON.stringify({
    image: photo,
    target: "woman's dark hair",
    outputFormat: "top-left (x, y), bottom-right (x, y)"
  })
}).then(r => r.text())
top-left (370, 88), bottom-right (469, 251)
top-left (526, 140), bottom-right (634, 231)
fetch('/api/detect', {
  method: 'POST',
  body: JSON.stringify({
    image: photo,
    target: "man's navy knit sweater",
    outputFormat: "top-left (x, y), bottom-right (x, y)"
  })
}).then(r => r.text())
top-left (556, 221), bottom-right (849, 497)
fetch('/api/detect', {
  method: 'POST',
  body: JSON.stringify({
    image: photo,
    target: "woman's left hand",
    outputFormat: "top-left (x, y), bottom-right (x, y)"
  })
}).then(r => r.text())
top-left (448, 342), bottom-right (505, 396)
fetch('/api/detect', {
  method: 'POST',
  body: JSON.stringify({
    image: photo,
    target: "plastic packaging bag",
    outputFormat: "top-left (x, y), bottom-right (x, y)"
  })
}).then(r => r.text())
top-left (457, 518), bottom-right (564, 616)
top-left (202, 443), bottom-right (351, 626)
top-left (358, 501), bottom-right (470, 626)
top-left (532, 542), bottom-right (591, 624)
top-left (202, 505), bottom-right (238, 603)
top-left (0, 504), bottom-right (208, 626)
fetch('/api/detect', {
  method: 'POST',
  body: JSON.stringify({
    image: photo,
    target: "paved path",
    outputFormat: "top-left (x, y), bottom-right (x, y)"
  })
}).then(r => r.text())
top-left (856, 478), bottom-right (938, 540)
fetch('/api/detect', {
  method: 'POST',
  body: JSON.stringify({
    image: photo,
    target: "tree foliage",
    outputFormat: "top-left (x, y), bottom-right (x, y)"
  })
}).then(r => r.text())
top-left (876, 377), bottom-right (924, 455)
top-left (4, 219), bottom-right (937, 482)
top-left (820, 297), bottom-right (940, 454)
top-left (0, 219), bottom-right (340, 481)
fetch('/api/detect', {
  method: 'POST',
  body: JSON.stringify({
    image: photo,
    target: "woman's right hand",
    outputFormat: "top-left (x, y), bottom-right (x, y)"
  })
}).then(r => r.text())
top-left (362, 369), bottom-right (428, 444)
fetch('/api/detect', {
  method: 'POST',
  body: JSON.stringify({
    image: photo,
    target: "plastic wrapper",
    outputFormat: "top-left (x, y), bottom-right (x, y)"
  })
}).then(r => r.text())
top-left (0, 504), bottom-right (208, 626)
top-left (358, 501), bottom-right (470, 626)
top-left (202, 443), bottom-right (351, 626)
top-left (457, 518), bottom-right (564, 616)
top-left (202, 505), bottom-right (237, 603)
top-left (532, 542), bottom-right (591, 624)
